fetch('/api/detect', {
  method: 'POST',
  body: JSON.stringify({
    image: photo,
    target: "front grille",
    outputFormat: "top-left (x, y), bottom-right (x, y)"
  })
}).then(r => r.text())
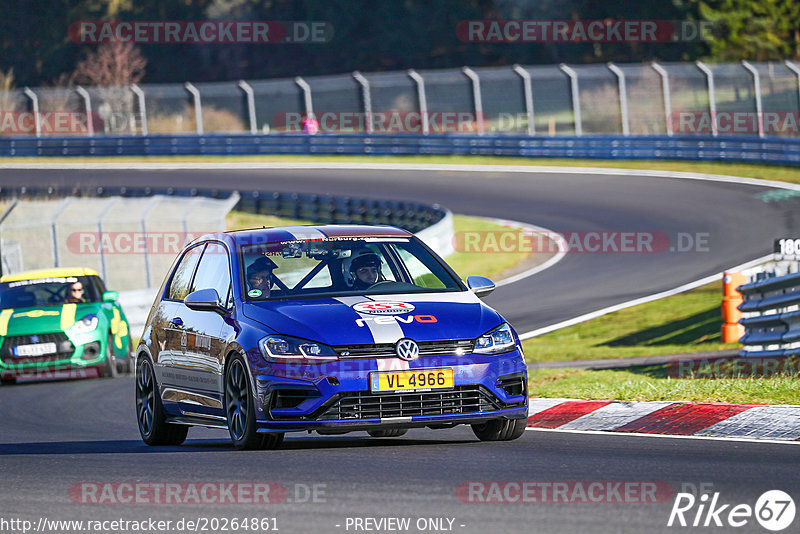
top-left (0, 332), bottom-right (73, 362)
top-left (334, 339), bottom-right (474, 359)
top-left (317, 386), bottom-right (502, 420)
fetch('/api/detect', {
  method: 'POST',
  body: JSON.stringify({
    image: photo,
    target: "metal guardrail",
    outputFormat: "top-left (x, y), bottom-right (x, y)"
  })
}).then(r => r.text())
top-left (737, 271), bottom-right (800, 357)
top-left (1, 133), bottom-right (799, 165)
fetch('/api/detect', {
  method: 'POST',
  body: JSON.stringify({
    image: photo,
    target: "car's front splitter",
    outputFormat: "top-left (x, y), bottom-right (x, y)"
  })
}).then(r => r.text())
top-left (255, 405), bottom-right (528, 433)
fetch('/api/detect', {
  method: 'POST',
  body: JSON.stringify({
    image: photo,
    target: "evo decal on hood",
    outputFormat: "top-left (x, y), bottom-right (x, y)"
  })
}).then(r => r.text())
top-left (242, 292), bottom-right (503, 346)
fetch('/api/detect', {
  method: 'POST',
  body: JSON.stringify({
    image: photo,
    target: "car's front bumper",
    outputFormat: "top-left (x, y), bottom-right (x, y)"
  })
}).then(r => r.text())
top-left (0, 330), bottom-right (107, 378)
top-left (250, 349), bottom-right (528, 432)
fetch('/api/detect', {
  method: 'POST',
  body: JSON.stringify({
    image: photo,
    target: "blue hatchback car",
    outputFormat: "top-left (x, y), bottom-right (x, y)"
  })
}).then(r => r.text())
top-left (135, 225), bottom-right (528, 449)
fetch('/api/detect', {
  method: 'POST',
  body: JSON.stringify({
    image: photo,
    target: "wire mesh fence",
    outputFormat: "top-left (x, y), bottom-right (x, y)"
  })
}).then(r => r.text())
top-left (2, 61), bottom-right (799, 138)
top-left (0, 195), bottom-right (236, 291)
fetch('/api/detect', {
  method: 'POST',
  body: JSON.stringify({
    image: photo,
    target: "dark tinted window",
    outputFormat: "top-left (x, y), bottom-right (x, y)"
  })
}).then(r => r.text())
top-left (168, 244), bottom-right (204, 301)
top-left (191, 242), bottom-right (232, 307)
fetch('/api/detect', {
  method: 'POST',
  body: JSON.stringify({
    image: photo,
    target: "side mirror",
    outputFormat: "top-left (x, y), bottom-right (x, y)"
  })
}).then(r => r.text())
top-left (466, 276), bottom-right (496, 298)
top-left (184, 288), bottom-right (224, 312)
top-left (102, 290), bottom-right (119, 303)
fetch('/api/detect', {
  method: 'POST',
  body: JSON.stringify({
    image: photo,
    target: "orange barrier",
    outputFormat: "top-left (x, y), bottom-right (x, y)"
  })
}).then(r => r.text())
top-left (721, 272), bottom-right (746, 343)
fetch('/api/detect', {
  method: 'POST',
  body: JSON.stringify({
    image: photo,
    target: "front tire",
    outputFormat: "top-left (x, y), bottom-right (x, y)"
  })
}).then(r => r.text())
top-left (136, 357), bottom-right (188, 446)
top-left (103, 334), bottom-right (119, 378)
top-left (471, 418), bottom-right (527, 441)
top-left (225, 355), bottom-right (283, 450)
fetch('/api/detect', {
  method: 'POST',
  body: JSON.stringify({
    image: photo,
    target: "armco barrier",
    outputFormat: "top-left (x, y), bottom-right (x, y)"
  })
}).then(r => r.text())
top-left (0, 185), bottom-right (447, 236)
top-left (737, 271), bottom-right (800, 357)
top-left (1, 133), bottom-right (799, 165)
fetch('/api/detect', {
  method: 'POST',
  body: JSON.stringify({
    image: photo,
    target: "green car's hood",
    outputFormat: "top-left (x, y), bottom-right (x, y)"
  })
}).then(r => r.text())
top-left (1, 303), bottom-right (100, 336)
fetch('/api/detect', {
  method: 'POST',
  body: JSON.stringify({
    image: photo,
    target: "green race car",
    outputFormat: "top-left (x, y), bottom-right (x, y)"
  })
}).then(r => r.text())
top-left (0, 268), bottom-right (132, 384)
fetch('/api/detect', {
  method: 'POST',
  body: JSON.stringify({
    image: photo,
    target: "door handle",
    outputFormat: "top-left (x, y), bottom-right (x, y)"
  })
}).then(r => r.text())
top-left (170, 317), bottom-right (183, 327)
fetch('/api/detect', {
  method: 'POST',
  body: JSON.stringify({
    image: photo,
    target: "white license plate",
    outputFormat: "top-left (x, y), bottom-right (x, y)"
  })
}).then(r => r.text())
top-left (13, 342), bottom-right (57, 357)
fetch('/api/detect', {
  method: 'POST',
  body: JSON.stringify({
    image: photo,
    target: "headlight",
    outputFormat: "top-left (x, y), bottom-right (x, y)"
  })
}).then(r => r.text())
top-left (474, 323), bottom-right (516, 355)
top-left (259, 335), bottom-right (338, 363)
top-left (69, 314), bottom-right (99, 334)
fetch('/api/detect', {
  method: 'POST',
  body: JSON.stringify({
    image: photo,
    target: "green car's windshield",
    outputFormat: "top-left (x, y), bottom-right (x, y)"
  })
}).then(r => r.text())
top-left (240, 237), bottom-right (462, 300)
top-left (0, 276), bottom-right (101, 309)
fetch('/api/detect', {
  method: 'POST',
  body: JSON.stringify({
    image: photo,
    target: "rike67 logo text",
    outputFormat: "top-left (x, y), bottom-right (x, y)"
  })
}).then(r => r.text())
top-left (668, 490), bottom-right (795, 531)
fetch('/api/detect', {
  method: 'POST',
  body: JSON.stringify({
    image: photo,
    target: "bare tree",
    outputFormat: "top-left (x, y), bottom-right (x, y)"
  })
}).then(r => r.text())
top-left (72, 42), bottom-right (147, 134)
top-left (73, 41), bottom-right (147, 87)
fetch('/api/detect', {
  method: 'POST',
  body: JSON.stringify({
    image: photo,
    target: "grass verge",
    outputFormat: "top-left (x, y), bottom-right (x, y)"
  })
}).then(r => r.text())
top-left (528, 366), bottom-right (800, 405)
top-left (521, 282), bottom-right (737, 362)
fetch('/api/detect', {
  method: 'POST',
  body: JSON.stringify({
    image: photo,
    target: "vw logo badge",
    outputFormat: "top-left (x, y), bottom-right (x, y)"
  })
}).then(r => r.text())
top-left (395, 338), bottom-right (419, 361)
top-left (30, 335), bottom-right (39, 344)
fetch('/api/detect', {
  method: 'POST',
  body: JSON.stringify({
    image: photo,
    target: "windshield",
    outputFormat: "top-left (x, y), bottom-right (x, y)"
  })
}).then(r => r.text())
top-left (0, 276), bottom-right (100, 309)
top-left (240, 237), bottom-right (462, 300)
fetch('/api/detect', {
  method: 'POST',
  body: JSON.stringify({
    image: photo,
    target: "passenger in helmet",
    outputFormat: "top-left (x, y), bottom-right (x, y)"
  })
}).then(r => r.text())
top-left (348, 250), bottom-right (382, 290)
top-left (247, 256), bottom-right (278, 299)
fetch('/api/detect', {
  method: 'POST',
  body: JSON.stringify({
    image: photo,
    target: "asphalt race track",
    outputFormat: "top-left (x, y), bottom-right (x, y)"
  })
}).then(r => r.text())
top-left (1, 165), bottom-right (800, 534)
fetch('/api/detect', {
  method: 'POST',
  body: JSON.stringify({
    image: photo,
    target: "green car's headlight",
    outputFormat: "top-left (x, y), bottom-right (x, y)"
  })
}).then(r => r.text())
top-left (259, 335), bottom-right (338, 363)
top-left (69, 314), bottom-right (99, 334)
top-left (474, 323), bottom-right (516, 355)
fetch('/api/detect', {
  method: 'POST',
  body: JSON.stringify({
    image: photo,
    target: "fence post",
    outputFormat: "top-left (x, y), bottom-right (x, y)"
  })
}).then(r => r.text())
top-left (696, 61), bottom-right (717, 136)
top-left (740, 60), bottom-right (764, 138)
top-left (352, 71), bottom-right (373, 133)
top-left (22, 87), bottom-right (41, 137)
top-left (607, 63), bottom-right (630, 136)
top-left (651, 62), bottom-right (673, 136)
top-left (462, 67), bottom-right (484, 135)
top-left (140, 196), bottom-right (161, 288)
top-left (0, 200), bottom-right (19, 276)
top-left (130, 84), bottom-right (147, 136)
top-left (558, 64), bottom-right (582, 136)
top-left (97, 198), bottom-right (120, 282)
top-left (75, 86), bottom-right (94, 136)
top-left (513, 65), bottom-right (535, 136)
top-left (407, 69), bottom-right (429, 135)
top-left (184, 82), bottom-right (203, 134)
top-left (294, 76), bottom-right (314, 116)
top-left (238, 80), bottom-right (258, 134)
top-left (51, 198), bottom-right (73, 267)
top-left (784, 60), bottom-right (800, 116)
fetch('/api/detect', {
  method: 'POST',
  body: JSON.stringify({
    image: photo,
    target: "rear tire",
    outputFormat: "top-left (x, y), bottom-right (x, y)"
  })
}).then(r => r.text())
top-left (471, 418), bottom-right (527, 441)
top-left (136, 357), bottom-right (188, 446)
top-left (367, 429), bottom-right (408, 438)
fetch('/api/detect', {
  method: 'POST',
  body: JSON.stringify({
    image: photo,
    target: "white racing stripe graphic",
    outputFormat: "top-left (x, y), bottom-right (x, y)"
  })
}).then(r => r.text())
top-left (283, 227), bottom-right (327, 241)
top-left (334, 296), bottom-right (410, 371)
top-left (333, 296), bottom-right (405, 344)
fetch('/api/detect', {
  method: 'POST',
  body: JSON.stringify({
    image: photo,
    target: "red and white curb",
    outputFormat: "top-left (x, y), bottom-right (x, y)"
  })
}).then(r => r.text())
top-left (527, 398), bottom-right (800, 441)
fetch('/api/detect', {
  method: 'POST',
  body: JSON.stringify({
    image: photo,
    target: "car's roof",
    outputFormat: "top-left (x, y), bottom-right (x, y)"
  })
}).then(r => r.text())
top-left (0, 267), bottom-right (100, 283)
top-left (224, 225), bottom-right (412, 246)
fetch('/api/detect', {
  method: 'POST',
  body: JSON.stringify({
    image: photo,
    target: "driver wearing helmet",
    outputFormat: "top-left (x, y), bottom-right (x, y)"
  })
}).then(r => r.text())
top-left (348, 249), bottom-right (382, 290)
top-left (247, 256), bottom-right (278, 299)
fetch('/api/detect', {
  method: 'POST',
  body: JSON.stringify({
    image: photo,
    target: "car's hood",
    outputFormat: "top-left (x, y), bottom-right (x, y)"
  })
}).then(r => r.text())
top-left (0, 303), bottom-right (98, 336)
top-left (242, 292), bottom-right (504, 345)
